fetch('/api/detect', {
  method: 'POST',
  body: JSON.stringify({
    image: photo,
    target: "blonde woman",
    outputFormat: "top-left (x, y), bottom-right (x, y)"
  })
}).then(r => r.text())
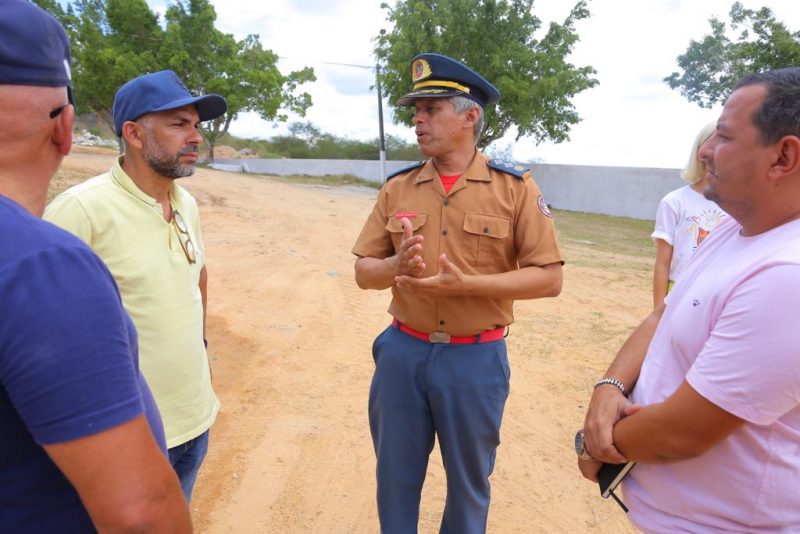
top-left (651, 123), bottom-right (727, 307)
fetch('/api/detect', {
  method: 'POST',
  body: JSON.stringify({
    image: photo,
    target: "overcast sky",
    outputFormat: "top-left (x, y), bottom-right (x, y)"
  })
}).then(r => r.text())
top-left (150, 0), bottom-right (800, 169)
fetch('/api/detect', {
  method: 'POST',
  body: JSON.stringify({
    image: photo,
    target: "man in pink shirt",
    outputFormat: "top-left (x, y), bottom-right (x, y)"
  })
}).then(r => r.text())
top-left (577, 67), bottom-right (800, 532)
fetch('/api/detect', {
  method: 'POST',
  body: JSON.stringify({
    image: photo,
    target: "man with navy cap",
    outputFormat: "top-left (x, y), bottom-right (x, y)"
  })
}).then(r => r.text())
top-left (353, 53), bottom-right (564, 532)
top-left (0, 0), bottom-right (191, 531)
top-left (46, 69), bottom-right (227, 501)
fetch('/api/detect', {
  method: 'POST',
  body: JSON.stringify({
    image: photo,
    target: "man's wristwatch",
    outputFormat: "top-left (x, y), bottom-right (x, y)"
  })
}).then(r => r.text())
top-left (575, 429), bottom-right (594, 460)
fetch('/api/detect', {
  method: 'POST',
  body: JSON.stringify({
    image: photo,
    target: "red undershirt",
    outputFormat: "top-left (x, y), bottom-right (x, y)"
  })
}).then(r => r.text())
top-left (440, 174), bottom-right (461, 193)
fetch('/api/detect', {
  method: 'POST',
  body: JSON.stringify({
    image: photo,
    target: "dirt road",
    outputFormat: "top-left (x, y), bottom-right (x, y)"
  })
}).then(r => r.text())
top-left (59, 148), bottom-right (648, 533)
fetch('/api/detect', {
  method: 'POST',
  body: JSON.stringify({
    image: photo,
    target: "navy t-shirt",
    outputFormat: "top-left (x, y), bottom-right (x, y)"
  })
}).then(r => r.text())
top-left (0, 195), bottom-right (166, 531)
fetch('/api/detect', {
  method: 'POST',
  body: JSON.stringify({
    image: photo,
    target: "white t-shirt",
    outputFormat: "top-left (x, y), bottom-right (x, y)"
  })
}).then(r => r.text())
top-left (651, 185), bottom-right (726, 282)
top-left (626, 216), bottom-right (800, 532)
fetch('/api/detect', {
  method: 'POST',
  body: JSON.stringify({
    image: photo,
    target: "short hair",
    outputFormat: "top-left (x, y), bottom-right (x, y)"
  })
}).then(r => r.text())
top-left (733, 67), bottom-right (800, 144)
top-left (681, 122), bottom-right (716, 184)
top-left (451, 95), bottom-right (484, 145)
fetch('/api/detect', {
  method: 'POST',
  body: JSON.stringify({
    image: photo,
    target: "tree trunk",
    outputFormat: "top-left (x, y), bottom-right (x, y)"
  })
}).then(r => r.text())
top-left (97, 108), bottom-right (124, 154)
top-left (201, 114), bottom-right (234, 165)
top-left (205, 141), bottom-right (215, 164)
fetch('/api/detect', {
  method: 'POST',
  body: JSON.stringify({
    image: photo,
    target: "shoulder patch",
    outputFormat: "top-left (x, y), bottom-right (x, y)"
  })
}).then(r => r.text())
top-left (386, 161), bottom-right (425, 181)
top-left (487, 159), bottom-right (529, 179)
top-left (537, 195), bottom-right (553, 218)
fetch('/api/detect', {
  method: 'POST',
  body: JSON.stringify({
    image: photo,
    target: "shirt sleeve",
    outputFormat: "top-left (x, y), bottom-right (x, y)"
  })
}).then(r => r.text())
top-left (514, 175), bottom-right (563, 268)
top-left (352, 187), bottom-right (394, 259)
top-left (0, 244), bottom-right (145, 445)
top-left (687, 263), bottom-right (800, 425)
top-left (43, 193), bottom-right (94, 247)
top-left (651, 195), bottom-right (679, 245)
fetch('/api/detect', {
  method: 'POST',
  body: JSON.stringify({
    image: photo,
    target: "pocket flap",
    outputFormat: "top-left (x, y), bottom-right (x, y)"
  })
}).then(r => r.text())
top-left (463, 213), bottom-right (510, 239)
top-left (386, 213), bottom-right (428, 233)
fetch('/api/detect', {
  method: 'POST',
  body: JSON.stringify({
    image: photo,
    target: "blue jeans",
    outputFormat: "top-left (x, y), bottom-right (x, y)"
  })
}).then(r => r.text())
top-left (369, 325), bottom-right (510, 534)
top-left (168, 429), bottom-right (210, 502)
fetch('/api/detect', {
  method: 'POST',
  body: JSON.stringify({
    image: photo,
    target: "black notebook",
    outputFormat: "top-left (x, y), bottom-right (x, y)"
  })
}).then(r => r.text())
top-left (597, 461), bottom-right (635, 512)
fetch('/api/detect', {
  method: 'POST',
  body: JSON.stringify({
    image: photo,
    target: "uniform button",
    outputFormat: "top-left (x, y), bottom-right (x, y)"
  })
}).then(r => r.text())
top-left (442, 229), bottom-right (448, 236)
top-left (483, 227), bottom-right (489, 233)
top-left (439, 320), bottom-right (445, 325)
top-left (443, 199), bottom-right (449, 206)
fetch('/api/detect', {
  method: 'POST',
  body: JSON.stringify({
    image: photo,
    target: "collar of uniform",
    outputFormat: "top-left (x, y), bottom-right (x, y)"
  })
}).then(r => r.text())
top-left (461, 151), bottom-right (492, 182)
top-left (414, 151), bottom-right (492, 185)
top-left (109, 156), bottom-right (178, 208)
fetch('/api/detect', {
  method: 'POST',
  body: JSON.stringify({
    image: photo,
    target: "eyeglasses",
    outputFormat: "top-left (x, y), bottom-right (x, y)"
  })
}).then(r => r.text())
top-left (171, 209), bottom-right (197, 264)
top-left (49, 104), bottom-right (68, 119)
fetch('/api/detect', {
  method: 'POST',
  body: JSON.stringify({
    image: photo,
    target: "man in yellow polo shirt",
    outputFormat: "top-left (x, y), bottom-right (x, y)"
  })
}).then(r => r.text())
top-left (45, 70), bottom-right (227, 502)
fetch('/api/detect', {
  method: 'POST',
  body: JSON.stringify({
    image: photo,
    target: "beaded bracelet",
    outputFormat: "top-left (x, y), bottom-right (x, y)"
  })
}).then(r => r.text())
top-left (594, 377), bottom-right (625, 395)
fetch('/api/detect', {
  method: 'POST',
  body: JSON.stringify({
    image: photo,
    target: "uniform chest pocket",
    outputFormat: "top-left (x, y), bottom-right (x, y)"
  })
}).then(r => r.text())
top-left (386, 213), bottom-right (428, 251)
top-left (463, 213), bottom-right (511, 267)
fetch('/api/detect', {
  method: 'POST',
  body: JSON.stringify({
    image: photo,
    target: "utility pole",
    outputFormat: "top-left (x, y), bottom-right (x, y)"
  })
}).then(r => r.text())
top-left (375, 63), bottom-right (387, 183)
top-left (279, 55), bottom-right (389, 181)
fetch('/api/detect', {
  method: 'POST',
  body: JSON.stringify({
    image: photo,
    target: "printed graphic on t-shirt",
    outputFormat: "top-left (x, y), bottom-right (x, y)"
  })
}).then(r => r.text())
top-left (686, 208), bottom-right (725, 250)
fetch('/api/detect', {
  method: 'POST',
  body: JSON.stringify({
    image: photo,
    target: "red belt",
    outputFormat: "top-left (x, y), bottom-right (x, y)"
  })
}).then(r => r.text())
top-left (392, 319), bottom-right (505, 344)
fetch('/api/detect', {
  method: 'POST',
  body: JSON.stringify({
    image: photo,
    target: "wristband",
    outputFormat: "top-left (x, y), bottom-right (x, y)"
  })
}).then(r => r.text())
top-left (594, 377), bottom-right (625, 395)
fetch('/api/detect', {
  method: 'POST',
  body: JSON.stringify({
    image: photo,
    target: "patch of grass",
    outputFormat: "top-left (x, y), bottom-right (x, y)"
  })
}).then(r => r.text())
top-left (263, 173), bottom-right (380, 189)
top-left (552, 208), bottom-right (654, 259)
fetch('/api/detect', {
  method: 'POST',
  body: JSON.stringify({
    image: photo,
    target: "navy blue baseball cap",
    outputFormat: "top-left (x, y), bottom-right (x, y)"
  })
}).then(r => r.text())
top-left (112, 70), bottom-right (228, 136)
top-left (0, 0), bottom-right (74, 103)
top-left (397, 53), bottom-right (500, 108)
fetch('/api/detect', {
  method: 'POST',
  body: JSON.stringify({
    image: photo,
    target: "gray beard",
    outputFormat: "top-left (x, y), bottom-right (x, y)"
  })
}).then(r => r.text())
top-left (143, 142), bottom-right (198, 179)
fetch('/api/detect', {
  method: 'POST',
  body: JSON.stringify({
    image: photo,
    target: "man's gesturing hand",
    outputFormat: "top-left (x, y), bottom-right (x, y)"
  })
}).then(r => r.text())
top-left (394, 253), bottom-right (464, 297)
top-left (393, 217), bottom-right (426, 277)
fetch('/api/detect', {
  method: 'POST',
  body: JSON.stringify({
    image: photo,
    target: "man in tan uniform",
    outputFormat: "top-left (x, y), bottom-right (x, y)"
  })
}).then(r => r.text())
top-left (352, 53), bottom-right (564, 533)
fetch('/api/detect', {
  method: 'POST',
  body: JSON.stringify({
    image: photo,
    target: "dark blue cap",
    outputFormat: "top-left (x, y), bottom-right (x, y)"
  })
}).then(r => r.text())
top-left (112, 70), bottom-right (228, 136)
top-left (0, 0), bottom-right (73, 102)
top-left (397, 53), bottom-right (500, 108)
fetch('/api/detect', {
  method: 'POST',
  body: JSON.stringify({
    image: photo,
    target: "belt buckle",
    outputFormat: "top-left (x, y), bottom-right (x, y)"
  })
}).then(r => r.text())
top-left (429, 331), bottom-right (451, 343)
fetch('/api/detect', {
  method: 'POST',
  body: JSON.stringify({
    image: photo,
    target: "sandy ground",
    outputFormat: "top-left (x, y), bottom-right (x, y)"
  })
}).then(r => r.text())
top-left (58, 147), bottom-right (650, 533)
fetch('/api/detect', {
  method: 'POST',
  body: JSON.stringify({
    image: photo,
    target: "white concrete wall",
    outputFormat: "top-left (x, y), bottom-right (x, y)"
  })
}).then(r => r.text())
top-left (216, 158), bottom-right (418, 184)
top-left (533, 164), bottom-right (684, 220)
top-left (213, 158), bottom-right (686, 220)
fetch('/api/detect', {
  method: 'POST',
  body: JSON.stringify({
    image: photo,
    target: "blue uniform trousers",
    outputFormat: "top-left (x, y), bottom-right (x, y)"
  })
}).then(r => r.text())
top-left (369, 324), bottom-right (510, 534)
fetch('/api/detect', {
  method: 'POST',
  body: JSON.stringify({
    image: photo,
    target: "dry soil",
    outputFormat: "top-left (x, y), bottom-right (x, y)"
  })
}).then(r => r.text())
top-left (57, 147), bottom-right (649, 533)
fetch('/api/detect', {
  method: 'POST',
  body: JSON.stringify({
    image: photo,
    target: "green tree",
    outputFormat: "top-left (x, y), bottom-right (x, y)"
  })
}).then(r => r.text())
top-left (374, 0), bottom-right (598, 148)
top-left (35, 0), bottom-right (163, 135)
top-left (155, 0), bottom-right (316, 162)
top-left (33, 0), bottom-right (67, 18)
top-left (665, 2), bottom-right (800, 108)
top-left (35, 0), bottom-right (315, 162)
top-left (257, 122), bottom-right (421, 160)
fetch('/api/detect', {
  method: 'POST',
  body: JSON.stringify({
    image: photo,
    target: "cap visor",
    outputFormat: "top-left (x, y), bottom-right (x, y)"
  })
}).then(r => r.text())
top-left (397, 88), bottom-right (464, 106)
top-left (150, 94), bottom-right (228, 121)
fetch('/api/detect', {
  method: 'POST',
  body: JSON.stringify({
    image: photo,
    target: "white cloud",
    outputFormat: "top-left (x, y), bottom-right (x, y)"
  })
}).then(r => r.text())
top-left (179, 0), bottom-right (800, 167)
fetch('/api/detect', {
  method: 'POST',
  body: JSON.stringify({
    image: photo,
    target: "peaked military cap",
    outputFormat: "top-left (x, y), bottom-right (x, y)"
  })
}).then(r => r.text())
top-left (397, 53), bottom-right (500, 108)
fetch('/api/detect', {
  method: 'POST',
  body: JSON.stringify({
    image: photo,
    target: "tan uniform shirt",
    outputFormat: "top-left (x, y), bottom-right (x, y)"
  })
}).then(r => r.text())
top-left (352, 152), bottom-right (563, 336)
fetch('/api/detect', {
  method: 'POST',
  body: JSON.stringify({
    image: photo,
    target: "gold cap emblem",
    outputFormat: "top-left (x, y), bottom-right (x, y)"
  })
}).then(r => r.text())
top-left (411, 58), bottom-right (432, 82)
